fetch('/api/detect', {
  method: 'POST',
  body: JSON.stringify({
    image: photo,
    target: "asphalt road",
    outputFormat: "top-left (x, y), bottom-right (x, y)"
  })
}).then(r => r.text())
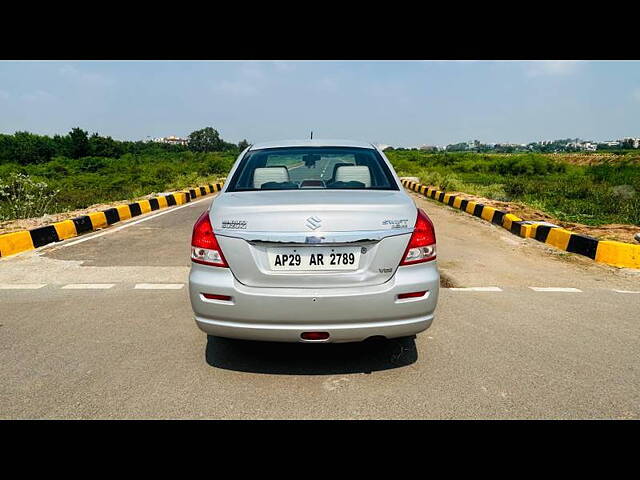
top-left (1, 190), bottom-right (639, 419)
top-left (287, 156), bottom-right (346, 184)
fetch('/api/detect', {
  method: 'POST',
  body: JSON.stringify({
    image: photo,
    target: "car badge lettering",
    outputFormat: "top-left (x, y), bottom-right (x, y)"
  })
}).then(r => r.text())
top-left (221, 220), bottom-right (247, 229)
top-left (382, 219), bottom-right (409, 229)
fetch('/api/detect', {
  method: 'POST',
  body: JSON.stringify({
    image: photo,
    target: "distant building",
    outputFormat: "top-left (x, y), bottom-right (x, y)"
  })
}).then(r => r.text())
top-left (155, 135), bottom-right (188, 146)
top-left (620, 138), bottom-right (640, 148)
top-left (439, 137), bottom-right (637, 153)
top-left (419, 144), bottom-right (439, 151)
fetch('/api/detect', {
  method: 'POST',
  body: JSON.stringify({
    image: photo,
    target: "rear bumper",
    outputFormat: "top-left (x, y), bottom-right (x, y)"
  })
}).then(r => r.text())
top-left (194, 315), bottom-right (433, 343)
top-left (189, 261), bottom-right (439, 343)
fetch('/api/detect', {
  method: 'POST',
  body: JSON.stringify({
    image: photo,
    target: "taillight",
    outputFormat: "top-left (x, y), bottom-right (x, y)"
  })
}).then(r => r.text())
top-left (191, 210), bottom-right (228, 267)
top-left (399, 209), bottom-right (436, 266)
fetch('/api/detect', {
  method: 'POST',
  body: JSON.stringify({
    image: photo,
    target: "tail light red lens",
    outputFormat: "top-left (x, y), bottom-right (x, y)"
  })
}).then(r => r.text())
top-left (191, 210), bottom-right (228, 267)
top-left (400, 209), bottom-right (436, 266)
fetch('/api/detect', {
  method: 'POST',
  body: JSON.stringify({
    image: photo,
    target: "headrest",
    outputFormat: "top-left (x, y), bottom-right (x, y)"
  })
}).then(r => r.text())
top-left (253, 167), bottom-right (290, 188)
top-left (334, 165), bottom-right (371, 187)
top-left (331, 162), bottom-right (353, 180)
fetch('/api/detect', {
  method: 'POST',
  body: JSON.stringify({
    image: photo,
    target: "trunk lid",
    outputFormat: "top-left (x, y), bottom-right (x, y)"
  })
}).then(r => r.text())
top-left (211, 190), bottom-right (417, 288)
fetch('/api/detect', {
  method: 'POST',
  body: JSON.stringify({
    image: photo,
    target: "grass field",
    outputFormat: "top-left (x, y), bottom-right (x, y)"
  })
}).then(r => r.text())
top-left (2, 149), bottom-right (640, 233)
top-left (0, 151), bottom-right (236, 223)
top-left (385, 151), bottom-right (640, 226)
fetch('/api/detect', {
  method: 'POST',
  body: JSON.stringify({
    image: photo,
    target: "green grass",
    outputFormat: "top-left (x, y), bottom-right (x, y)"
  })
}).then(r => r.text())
top-left (3, 149), bottom-right (640, 228)
top-left (386, 151), bottom-right (640, 226)
top-left (0, 151), bottom-right (236, 221)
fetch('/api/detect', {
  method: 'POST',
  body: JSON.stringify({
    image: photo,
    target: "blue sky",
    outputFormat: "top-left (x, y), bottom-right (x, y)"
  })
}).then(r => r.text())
top-left (1, 60), bottom-right (639, 146)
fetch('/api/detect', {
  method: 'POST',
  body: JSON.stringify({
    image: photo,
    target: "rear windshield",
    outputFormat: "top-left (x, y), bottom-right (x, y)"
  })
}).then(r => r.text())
top-left (226, 147), bottom-right (399, 192)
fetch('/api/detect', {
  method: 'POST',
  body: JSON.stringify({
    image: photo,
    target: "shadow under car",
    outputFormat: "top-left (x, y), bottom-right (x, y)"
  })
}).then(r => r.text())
top-left (205, 335), bottom-right (418, 375)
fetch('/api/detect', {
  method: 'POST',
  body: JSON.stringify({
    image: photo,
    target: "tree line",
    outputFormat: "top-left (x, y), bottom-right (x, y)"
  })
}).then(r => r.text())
top-left (0, 127), bottom-right (250, 165)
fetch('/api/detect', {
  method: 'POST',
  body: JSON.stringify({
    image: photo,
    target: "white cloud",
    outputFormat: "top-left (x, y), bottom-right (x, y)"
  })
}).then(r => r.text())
top-left (365, 81), bottom-right (410, 105)
top-left (272, 61), bottom-right (295, 72)
top-left (58, 64), bottom-right (114, 87)
top-left (21, 90), bottom-right (56, 102)
top-left (425, 60), bottom-right (479, 64)
top-left (239, 62), bottom-right (266, 80)
top-left (211, 62), bottom-right (269, 96)
top-left (316, 76), bottom-right (339, 93)
top-left (525, 60), bottom-right (582, 77)
top-left (526, 60), bottom-right (582, 77)
top-left (213, 80), bottom-right (259, 96)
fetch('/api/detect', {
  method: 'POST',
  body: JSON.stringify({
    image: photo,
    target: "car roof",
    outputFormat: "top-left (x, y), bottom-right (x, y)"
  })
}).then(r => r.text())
top-left (249, 139), bottom-right (376, 150)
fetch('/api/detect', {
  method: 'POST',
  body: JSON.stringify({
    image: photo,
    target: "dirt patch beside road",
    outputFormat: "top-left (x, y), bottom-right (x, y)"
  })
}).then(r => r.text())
top-left (551, 152), bottom-right (640, 166)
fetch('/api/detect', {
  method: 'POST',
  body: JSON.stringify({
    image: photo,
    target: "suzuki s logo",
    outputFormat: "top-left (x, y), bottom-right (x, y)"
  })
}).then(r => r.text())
top-left (306, 216), bottom-right (321, 230)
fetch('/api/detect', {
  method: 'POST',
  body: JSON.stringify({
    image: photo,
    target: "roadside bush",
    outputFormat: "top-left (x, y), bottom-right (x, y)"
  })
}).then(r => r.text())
top-left (385, 150), bottom-right (640, 226)
top-left (610, 184), bottom-right (636, 201)
top-left (418, 170), bottom-right (443, 189)
top-left (475, 184), bottom-right (510, 202)
top-left (439, 173), bottom-right (463, 192)
top-left (198, 156), bottom-right (229, 177)
top-left (0, 173), bottom-right (60, 221)
top-left (167, 172), bottom-right (205, 191)
top-left (0, 149), bottom-right (238, 223)
top-left (77, 156), bottom-right (108, 173)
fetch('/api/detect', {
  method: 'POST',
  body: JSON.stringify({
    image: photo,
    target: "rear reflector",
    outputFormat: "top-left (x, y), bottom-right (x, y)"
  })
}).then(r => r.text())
top-left (202, 293), bottom-right (232, 301)
top-left (397, 291), bottom-right (427, 299)
top-left (301, 332), bottom-right (330, 341)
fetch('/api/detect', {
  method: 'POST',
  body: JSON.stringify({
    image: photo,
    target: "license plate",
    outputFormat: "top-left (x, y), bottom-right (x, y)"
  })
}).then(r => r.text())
top-left (267, 246), bottom-right (361, 271)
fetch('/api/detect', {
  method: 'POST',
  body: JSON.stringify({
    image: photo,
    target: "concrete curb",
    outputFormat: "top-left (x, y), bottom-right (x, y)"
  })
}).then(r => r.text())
top-left (401, 179), bottom-right (640, 270)
top-left (0, 182), bottom-right (224, 259)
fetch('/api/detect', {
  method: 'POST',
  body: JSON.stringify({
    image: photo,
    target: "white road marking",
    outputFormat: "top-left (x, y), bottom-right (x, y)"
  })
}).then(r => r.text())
top-left (613, 289), bottom-right (640, 294)
top-left (448, 287), bottom-right (503, 292)
top-left (134, 283), bottom-right (184, 290)
top-left (320, 162), bottom-right (330, 178)
top-left (61, 284), bottom-right (115, 289)
top-left (0, 283), bottom-right (47, 289)
top-left (529, 287), bottom-right (582, 292)
top-left (46, 195), bottom-right (214, 251)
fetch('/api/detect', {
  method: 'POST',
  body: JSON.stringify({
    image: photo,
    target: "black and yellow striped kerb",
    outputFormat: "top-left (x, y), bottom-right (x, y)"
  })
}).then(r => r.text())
top-left (0, 182), bottom-right (224, 259)
top-left (401, 179), bottom-right (640, 270)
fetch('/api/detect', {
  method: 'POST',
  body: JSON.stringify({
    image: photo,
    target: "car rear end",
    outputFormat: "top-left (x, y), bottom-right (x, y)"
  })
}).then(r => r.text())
top-left (188, 141), bottom-right (439, 343)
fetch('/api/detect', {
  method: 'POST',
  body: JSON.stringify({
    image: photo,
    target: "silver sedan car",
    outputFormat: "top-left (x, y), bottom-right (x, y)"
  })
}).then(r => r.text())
top-left (189, 139), bottom-right (439, 343)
